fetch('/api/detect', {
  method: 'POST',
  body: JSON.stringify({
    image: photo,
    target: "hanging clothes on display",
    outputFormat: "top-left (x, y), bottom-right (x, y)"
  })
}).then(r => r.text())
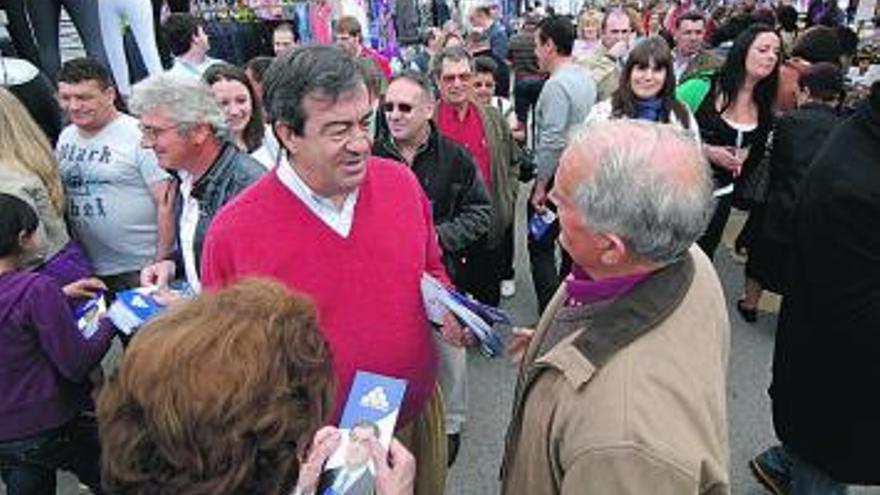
top-left (293, 2), bottom-right (313, 43)
top-left (99, 0), bottom-right (163, 98)
top-left (370, 0), bottom-right (400, 60)
top-left (310, 0), bottom-right (334, 44)
top-left (395, 0), bottom-right (421, 44)
top-left (432, 0), bottom-right (451, 27)
top-left (25, 0), bottom-right (110, 82)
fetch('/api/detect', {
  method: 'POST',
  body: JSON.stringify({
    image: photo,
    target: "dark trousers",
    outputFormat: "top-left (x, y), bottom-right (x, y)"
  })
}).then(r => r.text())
top-left (26, 0), bottom-right (109, 81)
top-left (166, 0), bottom-right (191, 11)
top-left (0, 414), bottom-right (104, 495)
top-left (527, 197), bottom-right (570, 313)
top-left (461, 239), bottom-right (503, 307)
top-left (3, 0), bottom-right (42, 67)
top-left (697, 193), bottom-right (733, 260)
top-left (499, 223), bottom-right (515, 281)
top-left (513, 77), bottom-right (545, 126)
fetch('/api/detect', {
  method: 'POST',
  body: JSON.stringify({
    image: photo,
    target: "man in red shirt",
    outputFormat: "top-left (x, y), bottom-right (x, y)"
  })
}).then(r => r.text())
top-left (201, 45), bottom-right (469, 494)
top-left (434, 46), bottom-right (520, 307)
top-left (335, 16), bottom-right (391, 94)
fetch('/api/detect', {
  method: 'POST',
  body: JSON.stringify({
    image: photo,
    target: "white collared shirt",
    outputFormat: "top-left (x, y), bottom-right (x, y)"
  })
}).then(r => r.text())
top-left (178, 171), bottom-right (202, 293)
top-left (276, 155), bottom-right (359, 237)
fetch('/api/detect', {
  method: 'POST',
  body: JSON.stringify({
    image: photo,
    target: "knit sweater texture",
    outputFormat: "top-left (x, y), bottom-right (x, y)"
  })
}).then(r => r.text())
top-left (201, 158), bottom-right (448, 426)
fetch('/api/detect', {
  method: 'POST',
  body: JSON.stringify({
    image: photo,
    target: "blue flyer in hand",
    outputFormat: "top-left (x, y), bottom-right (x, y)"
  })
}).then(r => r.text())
top-left (319, 371), bottom-right (407, 495)
top-left (75, 293), bottom-right (106, 339)
top-left (106, 288), bottom-right (166, 336)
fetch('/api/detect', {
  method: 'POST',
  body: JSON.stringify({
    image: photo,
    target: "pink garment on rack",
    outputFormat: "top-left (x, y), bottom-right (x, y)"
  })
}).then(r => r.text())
top-left (310, 0), bottom-right (334, 44)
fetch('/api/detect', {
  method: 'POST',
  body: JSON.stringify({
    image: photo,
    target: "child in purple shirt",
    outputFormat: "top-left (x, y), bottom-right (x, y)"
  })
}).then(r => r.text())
top-left (0, 193), bottom-right (114, 494)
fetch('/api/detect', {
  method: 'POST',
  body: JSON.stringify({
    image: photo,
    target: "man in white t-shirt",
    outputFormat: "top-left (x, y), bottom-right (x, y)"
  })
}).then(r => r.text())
top-left (162, 14), bottom-right (223, 80)
top-left (56, 58), bottom-right (175, 292)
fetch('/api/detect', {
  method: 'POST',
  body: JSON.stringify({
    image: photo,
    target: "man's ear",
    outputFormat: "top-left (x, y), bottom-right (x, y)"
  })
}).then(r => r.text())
top-left (274, 121), bottom-right (297, 155)
top-left (599, 232), bottom-right (628, 265)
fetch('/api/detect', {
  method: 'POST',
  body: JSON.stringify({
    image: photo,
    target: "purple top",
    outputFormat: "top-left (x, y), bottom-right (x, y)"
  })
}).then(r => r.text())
top-left (564, 265), bottom-right (652, 307)
top-left (0, 270), bottom-right (113, 441)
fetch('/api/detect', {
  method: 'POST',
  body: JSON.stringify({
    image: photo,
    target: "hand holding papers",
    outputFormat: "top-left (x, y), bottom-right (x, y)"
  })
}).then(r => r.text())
top-left (318, 371), bottom-right (407, 495)
top-left (421, 273), bottom-right (508, 358)
top-left (105, 284), bottom-right (193, 336)
top-left (74, 293), bottom-right (106, 339)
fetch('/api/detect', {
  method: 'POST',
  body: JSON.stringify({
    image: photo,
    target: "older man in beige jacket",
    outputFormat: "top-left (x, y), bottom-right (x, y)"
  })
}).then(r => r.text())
top-left (501, 120), bottom-right (731, 495)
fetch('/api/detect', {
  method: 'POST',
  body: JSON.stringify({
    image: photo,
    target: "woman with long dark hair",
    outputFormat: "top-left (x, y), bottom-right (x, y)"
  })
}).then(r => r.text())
top-left (588, 36), bottom-right (697, 133)
top-left (203, 63), bottom-right (265, 155)
top-left (679, 23), bottom-right (781, 260)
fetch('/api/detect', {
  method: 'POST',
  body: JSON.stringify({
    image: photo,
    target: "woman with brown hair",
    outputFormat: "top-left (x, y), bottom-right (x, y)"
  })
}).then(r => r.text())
top-left (98, 278), bottom-right (415, 495)
top-left (586, 36), bottom-right (698, 133)
top-left (203, 63), bottom-right (266, 154)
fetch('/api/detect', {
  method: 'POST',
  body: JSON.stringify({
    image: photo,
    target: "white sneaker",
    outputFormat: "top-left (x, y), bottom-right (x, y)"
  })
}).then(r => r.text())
top-left (501, 279), bottom-right (516, 298)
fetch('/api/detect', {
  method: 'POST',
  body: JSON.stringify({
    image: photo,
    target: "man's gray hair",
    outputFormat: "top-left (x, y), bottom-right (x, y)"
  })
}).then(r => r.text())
top-left (129, 74), bottom-right (228, 137)
top-left (431, 45), bottom-right (473, 79)
top-left (570, 120), bottom-right (714, 264)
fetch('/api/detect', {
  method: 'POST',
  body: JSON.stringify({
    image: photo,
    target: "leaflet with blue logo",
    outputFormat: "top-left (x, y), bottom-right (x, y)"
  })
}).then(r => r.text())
top-left (105, 288), bottom-right (167, 336)
top-left (319, 371), bottom-right (407, 495)
top-left (528, 210), bottom-right (557, 241)
top-left (75, 292), bottom-right (106, 339)
top-left (420, 273), bottom-right (508, 358)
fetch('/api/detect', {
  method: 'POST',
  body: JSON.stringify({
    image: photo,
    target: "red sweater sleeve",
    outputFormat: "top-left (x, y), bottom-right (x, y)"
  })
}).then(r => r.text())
top-left (200, 221), bottom-right (233, 290)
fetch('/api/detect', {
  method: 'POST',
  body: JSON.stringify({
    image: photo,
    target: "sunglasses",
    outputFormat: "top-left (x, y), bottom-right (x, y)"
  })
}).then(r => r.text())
top-left (382, 102), bottom-right (414, 114)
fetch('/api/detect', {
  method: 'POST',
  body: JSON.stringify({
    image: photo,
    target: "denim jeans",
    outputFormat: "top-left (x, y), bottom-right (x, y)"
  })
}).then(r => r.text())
top-left (759, 444), bottom-right (850, 495)
top-left (0, 414), bottom-right (104, 495)
top-left (26, 0), bottom-right (109, 81)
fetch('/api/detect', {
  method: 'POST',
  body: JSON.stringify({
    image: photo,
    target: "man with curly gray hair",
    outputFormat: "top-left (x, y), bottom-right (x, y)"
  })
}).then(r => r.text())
top-left (130, 73), bottom-right (265, 293)
top-left (502, 120), bottom-right (731, 495)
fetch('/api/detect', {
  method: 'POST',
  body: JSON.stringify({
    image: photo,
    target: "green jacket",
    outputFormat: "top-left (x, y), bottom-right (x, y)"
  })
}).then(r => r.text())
top-left (678, 49), bottom-right (724, 84)
top-left (476, 103), bottom-right (521, 248)
top-left (577, 45), bottom-right (621, 103)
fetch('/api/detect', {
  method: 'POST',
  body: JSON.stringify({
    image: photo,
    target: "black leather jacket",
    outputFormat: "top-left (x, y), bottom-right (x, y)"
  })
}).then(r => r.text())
top-left (373, 124), bottom-right (491, 283)
top-left (174, 142), bottom-right (265, 276)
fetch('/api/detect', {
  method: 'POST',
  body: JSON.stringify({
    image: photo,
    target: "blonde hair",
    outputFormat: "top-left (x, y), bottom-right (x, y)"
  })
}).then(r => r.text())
top-left (0, 87), bottom-right (65, 213)
top-left (579, 10), bottom-right (603, 40)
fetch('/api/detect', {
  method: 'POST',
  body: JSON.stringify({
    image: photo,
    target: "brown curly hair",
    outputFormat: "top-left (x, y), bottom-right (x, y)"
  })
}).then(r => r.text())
top-left (98, 278), bottom-right (335, 495)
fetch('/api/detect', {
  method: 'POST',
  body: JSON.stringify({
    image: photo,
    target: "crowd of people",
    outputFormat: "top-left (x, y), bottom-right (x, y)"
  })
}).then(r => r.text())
top-left (0, 0), bottom-right (878, 494)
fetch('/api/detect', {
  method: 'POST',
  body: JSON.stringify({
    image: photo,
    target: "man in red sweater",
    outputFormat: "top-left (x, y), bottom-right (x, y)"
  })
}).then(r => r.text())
top-left (200, 45), bottom-right (466, 495)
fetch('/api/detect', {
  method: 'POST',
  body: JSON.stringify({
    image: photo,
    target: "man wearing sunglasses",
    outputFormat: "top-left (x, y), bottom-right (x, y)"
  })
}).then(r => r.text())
top-left (373, 70), bottom-right (491, 466)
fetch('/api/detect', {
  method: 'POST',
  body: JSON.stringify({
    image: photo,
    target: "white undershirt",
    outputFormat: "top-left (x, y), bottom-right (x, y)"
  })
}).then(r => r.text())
top-left (275, 154), bottom-right (359, 237)
top-left (178, 171), bottom-right (202, 293)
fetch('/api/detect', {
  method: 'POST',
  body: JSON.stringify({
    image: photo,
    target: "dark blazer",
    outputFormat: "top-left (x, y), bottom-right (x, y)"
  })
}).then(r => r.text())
top-left (319, 466), bottom-right (375, 495)
top-left (762, 102), bottom-right (842, 245)
top-left (171, 141), bottom-right (265, 276)
top-left (769, 91), bottom-right (880, 484)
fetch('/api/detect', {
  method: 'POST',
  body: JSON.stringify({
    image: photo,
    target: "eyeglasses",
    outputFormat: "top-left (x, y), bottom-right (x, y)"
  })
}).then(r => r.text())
top-left (382, 102), bottom-right (414, 114)
top-left (138, 123), bottom-right (183, 140)
top-left (441, 72), bottom-right (472, 84)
